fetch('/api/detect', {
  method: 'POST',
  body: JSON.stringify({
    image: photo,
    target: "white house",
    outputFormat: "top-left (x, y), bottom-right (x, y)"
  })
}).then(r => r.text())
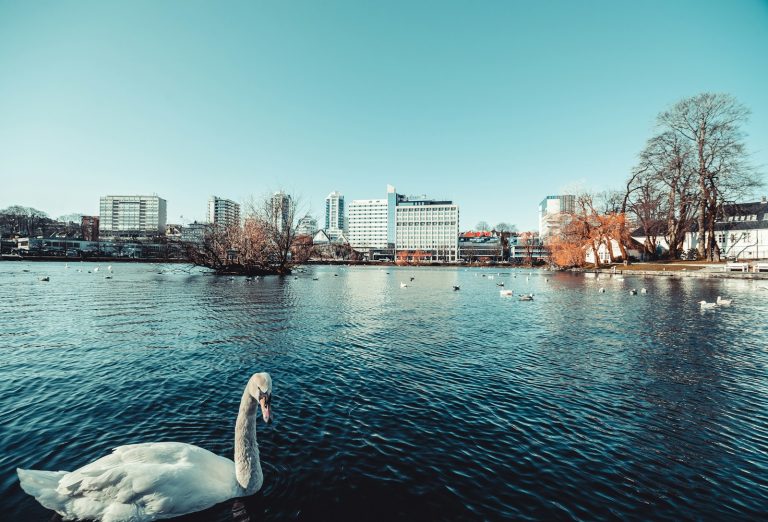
top-left (584, 238), bottom-right (644, 264)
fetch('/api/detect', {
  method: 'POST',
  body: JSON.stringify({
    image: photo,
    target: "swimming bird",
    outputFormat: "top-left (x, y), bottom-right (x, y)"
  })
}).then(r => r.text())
top-left (716, 296), bottom-right (732, 306)
top-left (629, 289), bottom-right (637, 295)
top-left (519, 293), bottom-right (534, 301)
top-left (400, 282), bottom-right (408, 288)
top-left (496, 282), bottom-right (504, 287)
top-left (598, 288), bottom-right (606, 293)
top-left (699, 300), bottom-right (717, 310)
top-left (640, 288), bottom-right (647, 294)
top-left (18, 372), bottom-right (274, 522)
top-left (453, 285), bottom-right (460, 291)
top-left (410, 276), bottom-right (415, 281)
top-left (94, 267), bottom-right (99, 272)
top-left (499, 289), bottom-right (513, 296)
top-left (40, 276), bottom-right (50, 282)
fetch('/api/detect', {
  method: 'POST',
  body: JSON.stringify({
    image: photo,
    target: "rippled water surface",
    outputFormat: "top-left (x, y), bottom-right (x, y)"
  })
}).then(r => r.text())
top-left (1, 262), bottom-right (767, 521)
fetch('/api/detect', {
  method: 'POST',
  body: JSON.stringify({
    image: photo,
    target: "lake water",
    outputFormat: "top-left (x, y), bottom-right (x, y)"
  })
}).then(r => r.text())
top-left (1, 262), bottom-right (767, 521)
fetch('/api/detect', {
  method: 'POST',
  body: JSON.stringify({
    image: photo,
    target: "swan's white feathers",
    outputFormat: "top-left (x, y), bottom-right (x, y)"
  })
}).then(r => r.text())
top-left (22, 442), bottom-right (239, 521)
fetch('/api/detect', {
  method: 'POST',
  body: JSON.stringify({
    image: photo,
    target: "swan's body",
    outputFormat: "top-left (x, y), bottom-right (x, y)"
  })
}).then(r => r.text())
top-left (716, 296), bottom-right (732, 306)
top-left (18, 372), bottom-right (272, 522)
top-left (700, 300), bottom-right (717, 309)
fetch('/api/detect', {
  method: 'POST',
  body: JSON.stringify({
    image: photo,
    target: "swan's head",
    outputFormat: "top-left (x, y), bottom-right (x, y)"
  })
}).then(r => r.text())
top-left (248, 372), bottom-right (273, 423)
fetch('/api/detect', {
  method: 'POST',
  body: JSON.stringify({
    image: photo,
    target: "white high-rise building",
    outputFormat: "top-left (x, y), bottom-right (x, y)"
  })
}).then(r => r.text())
top-left (538, 194), bottom-right (575, 240)
top-left (395, 196), bottom-right (459, 262)
top-left (325, 191), bottom-right (345, 240)
top-left (348, 199), bottom-right (389, 251)
top-left (99, 195), bottom-right (167, 239)
top-left (208, 196), bottom-right (240, 228)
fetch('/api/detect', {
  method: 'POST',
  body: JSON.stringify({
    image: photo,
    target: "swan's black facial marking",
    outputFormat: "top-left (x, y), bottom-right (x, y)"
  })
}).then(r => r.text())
top-left (258, 389), bottom-right (271, 407)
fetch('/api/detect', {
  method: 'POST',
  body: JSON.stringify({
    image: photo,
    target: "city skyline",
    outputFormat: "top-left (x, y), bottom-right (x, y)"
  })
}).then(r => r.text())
top-left (1, 1), bottom-right (767, 231)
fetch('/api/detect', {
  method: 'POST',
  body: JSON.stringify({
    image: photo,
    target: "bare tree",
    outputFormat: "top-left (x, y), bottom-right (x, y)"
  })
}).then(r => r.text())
top-left (495, 222), bottom-right (517, 233)
top-left (659, 93), bottom-right (759, 261)
top-left (475, 221), bottom-right (490, 232)
top-left (186, 192), bottom-right (300, 275)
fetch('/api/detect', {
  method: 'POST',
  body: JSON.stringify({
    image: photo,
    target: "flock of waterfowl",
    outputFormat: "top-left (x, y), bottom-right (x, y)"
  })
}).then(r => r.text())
top-left (28, 266), bottom-right (737, 311)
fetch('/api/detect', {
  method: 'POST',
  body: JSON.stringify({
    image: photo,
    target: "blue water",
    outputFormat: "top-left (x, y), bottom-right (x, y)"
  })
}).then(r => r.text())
top-left (1, 262), bottom-right (767, 521)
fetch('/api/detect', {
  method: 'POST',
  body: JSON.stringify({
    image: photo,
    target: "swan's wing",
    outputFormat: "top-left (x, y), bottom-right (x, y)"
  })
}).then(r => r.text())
top-left (55, 442), bottom-right (238, 522)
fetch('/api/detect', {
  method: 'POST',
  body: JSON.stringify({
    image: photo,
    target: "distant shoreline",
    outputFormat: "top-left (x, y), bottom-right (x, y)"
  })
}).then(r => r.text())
top-left (5, 255), bottom-right (767, 280)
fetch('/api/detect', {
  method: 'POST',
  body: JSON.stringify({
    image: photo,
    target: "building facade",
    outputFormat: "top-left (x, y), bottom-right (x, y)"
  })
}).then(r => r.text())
top-left (348, 198), bottom-right (389, 252)
top-left (80, 216), bottom-right (99, 241)
top-left (99, 195), bottom-right (167, 239)
top-left (296, 215), bottom-right (318, 236)
top-left (181, 221), bottom-right (209, 244)
top-left (325, 191), bottom-right (345, 240)
top-left (395, 195), bottom-right (459, 262)
top-left (538, 194), bottom-right (575, 240)
top-left (270, 192), bottom-right (293, 232)
top-left (208, 196), bottom-right (240, 228)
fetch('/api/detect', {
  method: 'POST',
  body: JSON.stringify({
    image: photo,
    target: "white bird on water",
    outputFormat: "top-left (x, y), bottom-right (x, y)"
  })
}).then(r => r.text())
top-left (18, 372), bottom-right (274, 522)
top-left (400, 282), bottom-right (408, 288)
top-left (716, 296), bottom-right (733, 306)
top-left (700, 300), bottom-right (717, 310)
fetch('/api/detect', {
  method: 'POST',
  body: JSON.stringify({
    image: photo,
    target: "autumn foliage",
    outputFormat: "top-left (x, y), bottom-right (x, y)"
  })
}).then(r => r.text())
top-left (548, 194), bottom-right (631, 269)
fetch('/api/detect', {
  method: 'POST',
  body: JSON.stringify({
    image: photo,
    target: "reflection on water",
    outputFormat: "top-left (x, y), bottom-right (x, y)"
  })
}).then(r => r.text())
top-left (1, 262), bottom-right (767, 521)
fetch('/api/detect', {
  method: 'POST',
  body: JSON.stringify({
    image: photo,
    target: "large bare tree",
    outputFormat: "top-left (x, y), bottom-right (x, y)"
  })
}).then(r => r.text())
top-left (659, 93), bottom-right (758, 261)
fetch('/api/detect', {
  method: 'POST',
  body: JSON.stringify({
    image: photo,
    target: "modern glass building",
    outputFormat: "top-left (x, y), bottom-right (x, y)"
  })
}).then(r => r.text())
top-left (325, 191), bottom-right (345, 240)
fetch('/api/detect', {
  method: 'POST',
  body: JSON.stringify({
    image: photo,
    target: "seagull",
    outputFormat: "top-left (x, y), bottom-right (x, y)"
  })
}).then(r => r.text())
top-left (640, 288), bottom-right (647, 294)
top-left (716, 296), bottom-right (732, 306)
top-left (699, 300), bottom-right (717, 310)
top-left (400, 282), bottom-right (408, 288)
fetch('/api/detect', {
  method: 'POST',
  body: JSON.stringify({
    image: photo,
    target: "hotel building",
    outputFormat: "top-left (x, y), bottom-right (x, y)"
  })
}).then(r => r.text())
top-left (348, 185), bottom-right (459, 262)
top-left (99, 195), bottom-right (167, 239)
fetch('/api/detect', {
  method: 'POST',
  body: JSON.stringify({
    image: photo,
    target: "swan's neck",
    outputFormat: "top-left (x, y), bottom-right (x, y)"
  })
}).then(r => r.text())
top-left (234, 389), bottom-right (263, 495)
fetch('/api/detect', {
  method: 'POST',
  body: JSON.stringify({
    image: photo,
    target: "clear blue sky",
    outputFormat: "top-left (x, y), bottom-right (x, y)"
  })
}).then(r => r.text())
top-left (1, 0), bottom-right (766, 231)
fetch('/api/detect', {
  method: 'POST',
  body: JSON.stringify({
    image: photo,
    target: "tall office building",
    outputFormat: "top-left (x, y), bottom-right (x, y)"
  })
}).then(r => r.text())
top-left (208, 196), bottom-right (240, 228)
top-left (348, 185), bottom-right (459, 262)
top-left (99, 195), bottom-right (167, 239)
top-left (395, 194), bottom-right (460, 262)
top-left (538, 194), bottom-right (575, 240)
top-left (270, 191), bottom-right (293, 232)
top-left (348, 198), bottom-right (389, 251)
top-left (325, 191), bottom-right (345, 240)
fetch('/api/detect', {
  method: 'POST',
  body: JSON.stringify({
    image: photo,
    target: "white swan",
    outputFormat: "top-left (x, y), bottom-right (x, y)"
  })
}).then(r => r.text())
top-left (699, 300), bottom-right (717, 310)
top-left (18, 372), bottom-right (273, 522)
